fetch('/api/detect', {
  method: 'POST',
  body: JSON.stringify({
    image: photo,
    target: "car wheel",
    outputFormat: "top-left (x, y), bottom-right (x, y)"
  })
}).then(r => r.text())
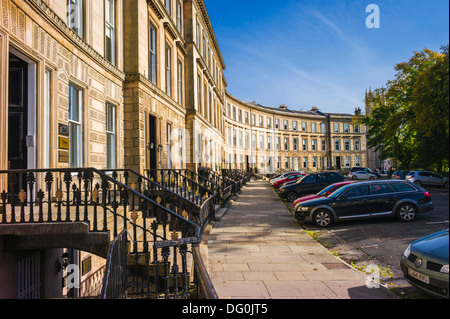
top-left (397, 203), bottom-right (417, 222)
top-left (313, 209), bottom-right (334, 228)
top-left (414, 180), bottom-right (422, 187)
top-left (286, 192), bottom-right (297, 202)
top-left (352, 176), bottom-right (357, 180)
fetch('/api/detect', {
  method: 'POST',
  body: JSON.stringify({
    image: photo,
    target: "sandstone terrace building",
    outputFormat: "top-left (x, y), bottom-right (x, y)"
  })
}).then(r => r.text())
top-left (224, 92), bottom-right (367, 174)
top-left (0, 0), bottom-right (367, 298)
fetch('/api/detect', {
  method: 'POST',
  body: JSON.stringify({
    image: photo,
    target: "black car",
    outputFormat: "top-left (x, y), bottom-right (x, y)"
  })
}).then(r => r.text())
top-left (392, 170), bottom-right (410, 180)
top-left (279, 172), bottom-right (345, 202)
top-left (294, 180), bottom-right (434, 228)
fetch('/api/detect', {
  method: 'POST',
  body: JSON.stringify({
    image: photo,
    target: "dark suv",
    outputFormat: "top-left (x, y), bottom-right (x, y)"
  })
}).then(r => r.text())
top-left (294, 180), bottom-right (434, 228)
top-left (278, 172), bottom-right (345, 202)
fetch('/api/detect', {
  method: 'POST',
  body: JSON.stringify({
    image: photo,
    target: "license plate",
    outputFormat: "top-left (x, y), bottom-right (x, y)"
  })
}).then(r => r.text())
top-left (408, 268), bottom-right (430, 284)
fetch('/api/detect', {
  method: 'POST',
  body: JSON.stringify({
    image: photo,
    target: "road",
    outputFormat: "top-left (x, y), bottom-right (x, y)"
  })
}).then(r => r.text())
top-left (300, 188), bottom-right (449, 299)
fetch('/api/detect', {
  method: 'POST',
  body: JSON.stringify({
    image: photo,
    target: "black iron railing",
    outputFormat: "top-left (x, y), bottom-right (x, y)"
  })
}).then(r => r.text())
top-left (0, 168), bottom-right (217, 299)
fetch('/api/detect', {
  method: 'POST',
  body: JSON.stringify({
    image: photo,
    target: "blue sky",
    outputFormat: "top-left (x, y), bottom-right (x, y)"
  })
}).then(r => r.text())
top-left (203, 0), bottom-right (449, 114)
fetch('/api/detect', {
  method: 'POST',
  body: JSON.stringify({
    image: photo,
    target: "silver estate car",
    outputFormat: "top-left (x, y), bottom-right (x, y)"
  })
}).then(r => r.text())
top-left (406, 171), bottom-right (449, 188)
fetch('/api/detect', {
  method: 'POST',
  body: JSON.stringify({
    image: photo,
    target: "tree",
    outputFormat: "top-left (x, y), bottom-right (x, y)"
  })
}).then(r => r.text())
top-left (361, 45), bottom-right (449, 172)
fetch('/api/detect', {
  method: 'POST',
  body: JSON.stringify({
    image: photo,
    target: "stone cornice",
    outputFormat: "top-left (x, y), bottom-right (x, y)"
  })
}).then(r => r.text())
top-left (163, 22), bottom-right (178, 40)
top-left (176, 40), bottom-right (187, 56)
top-left (147, 0), bottom-right (165, 19)
top-left (26, 0), bottom-right (125, 80)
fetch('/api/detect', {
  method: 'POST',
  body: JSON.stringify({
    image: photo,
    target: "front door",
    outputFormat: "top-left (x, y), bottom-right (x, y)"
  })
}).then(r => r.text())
top-left (147, 115), bottom-right (158, 172)
top-left (8, 54), bottom-right (28, 195)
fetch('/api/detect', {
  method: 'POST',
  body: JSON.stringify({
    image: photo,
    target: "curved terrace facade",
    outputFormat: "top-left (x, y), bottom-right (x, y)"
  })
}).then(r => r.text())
top-left (223, 92), bottom-right (367, 173)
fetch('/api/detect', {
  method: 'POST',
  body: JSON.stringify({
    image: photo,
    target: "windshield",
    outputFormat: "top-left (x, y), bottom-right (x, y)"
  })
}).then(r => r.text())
top-left (328, 185), bottom-right (351, 199)
top-left (317, 184), bottom-right (337, 196)
top-left (295, 174), bottom-right (313, 184)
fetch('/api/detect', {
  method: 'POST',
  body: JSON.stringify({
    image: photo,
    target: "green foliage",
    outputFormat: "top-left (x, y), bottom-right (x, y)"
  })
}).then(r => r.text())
top-left (362, 45), bottom-right (449, 172)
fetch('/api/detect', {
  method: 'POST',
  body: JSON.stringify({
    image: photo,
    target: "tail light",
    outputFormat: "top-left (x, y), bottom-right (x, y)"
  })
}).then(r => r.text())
top-left (393, 175), bottom-right (399, 178)
top-left (424, 192), bottom-right (430, 198)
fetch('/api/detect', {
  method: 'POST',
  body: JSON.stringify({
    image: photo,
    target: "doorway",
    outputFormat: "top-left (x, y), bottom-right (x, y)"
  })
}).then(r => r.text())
top-left (8, 52), bottom-right (35, 196)
top-left (147, 115), bottom-right (157, 171)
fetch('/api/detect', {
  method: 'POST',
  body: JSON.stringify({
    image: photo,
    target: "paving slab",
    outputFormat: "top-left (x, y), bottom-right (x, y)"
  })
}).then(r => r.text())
top-left (206, 180), bottom-right (393, 299)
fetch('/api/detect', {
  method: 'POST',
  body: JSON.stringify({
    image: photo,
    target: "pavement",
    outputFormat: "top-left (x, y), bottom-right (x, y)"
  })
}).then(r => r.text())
top-left (203, 179), bottom-right (395, 299)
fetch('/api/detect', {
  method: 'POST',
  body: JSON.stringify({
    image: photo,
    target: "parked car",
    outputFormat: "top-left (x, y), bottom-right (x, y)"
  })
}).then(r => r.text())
top-left (392, 170), bottom-right (410, 180)
top-left (351, 167), bottom-right (381, 178)
top-left (349, 171), bottom-right (378, 180)
top-left (293, 181), bottom-right (356, 210)
top-left (270, 172), bottom-right (301, 185)
top-left (406, 171), bottom-right (449, 188)
top-left (294, 180), bottom-right (434, 228)
top-left (279, 172), bottom-right (345, 202)
top-left (401, 229), bottom-right (449, 299)
top-left (272, 173), bottom-right (306, 189)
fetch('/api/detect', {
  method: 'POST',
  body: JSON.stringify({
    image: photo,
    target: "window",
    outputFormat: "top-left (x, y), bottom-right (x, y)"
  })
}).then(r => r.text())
top-left (345, 139), bottom-right (350, 151)
top-left (167, 123), bottom-right (172, 169)
top-left (321, 123), bottom-right (326, 133)
top-left (68, 0), bottom-right (83, 37)
top-left (177, 60), bottom-right (183, 105)
top-left (165, 0), bottom-right (171, 14)
top-left (344, 185), bottom-right (368, 199)
top-left (276, 137), bottom-right (280, 150)
top-left (334, 123), bottom-right (339, 133)
top-left (354, 125), bottom-right (360, 133)
top-left (284, 120), bottom-right (288, 130)
top-left (302, 174), bottom-right (315, 185)
top-left (267, 136), bottom-right (272, 150)
top-left (105, 0), bottom-right (116, 65)
top-left (284, 137), bottom-right (289, 151)
top-left (312, 139), bottom-right (317, 151)
top-left (322, 139), bottom-right (327, 152)
top-left (69, 85), bottom-right (83, 168)
top-left (251, 114), bottom-right (255, 126)
top-left (293, 121), bottom-right (297, 131)
top-left (313, 157), bottom-right (317, 168)
top-left (302, 122), bottom-right (307, 132)
top-left (245, 112), bottom-right (248, 124)
top-left (259, 116), bottom-right (263, 127)
top-left (285, 157), bottom-right (290, 169)
top-left (302, 138), bottom-right (307, 151)
top-left (345, 156), bottom-right (350, 167)
top-left (355, 156), bottom-right (361, 167)
top-left (267, 118), bottom-right (271, 129)
top-left (344, 124), bottom-right (350, 133)
top-left (260, 134), bottom-right (264, 150)
top-left (106, 103), bottom-right (116, 169)
top-left (293, 138), bottom-right (298, 151)
top-left (165, 45), bottom-right (172, 96)
top-left (355, 139), bottom-right (360, 151)
top-left (369, 183), bottom-right (394, 195)
top-left (311, 123), bottom-right (316, 133)
top-left (196, 20), bottom-right (200, 46)
top-left (303, 157), bottom-right (308, 169)
top-left (335, 139), bottom-right (340, 151)
top-left (149, 23), bottom-right (157, 83)
top-left (197, 75), bottom-right (201, 111)
top-left (275, 119), bottom-right (279, 129)
top-left (176, 0), bottom-right (182, 32)
top-left (391, 183), bottom-right (415, 193)
top-left (238, 110), bottom-right (242, 122)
